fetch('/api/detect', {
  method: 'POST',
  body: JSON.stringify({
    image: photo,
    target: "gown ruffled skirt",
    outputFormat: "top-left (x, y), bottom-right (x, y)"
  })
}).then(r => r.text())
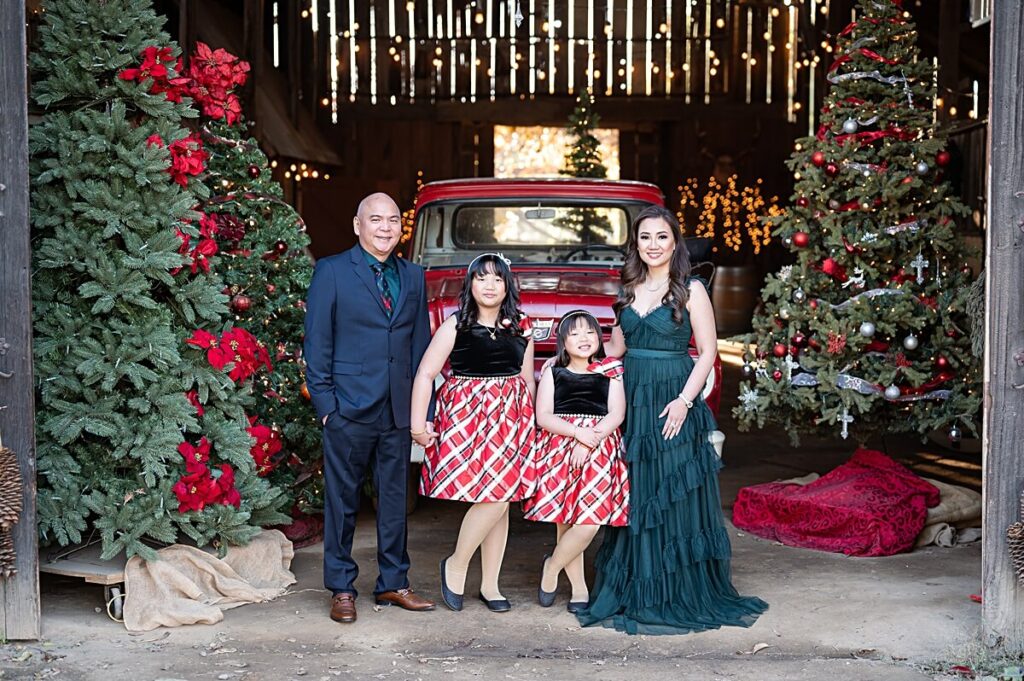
top-left (575, 303), bottom-right (768, 635)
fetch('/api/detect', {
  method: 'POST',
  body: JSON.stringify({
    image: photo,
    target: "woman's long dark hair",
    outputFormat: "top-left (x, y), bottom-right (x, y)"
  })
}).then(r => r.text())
top-left (456, 254), bottom-right (524, 335)
top-left (554, 310), bottom-right (606, 368)
top-left (612, 204), bottom-right (692, 325)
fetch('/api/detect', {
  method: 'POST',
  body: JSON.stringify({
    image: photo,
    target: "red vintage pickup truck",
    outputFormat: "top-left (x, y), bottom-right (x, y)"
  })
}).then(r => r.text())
top-left (406, 177), bottom-right (725, 461)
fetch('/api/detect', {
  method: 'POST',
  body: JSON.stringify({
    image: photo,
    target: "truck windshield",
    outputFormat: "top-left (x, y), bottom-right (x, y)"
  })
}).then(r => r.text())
top-left (413, 201), bottom-right (631, 268)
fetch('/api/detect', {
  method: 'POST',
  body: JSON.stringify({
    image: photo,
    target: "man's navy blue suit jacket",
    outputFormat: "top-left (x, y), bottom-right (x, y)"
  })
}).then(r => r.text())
top-left (303, 246), bottom-right (431, 428)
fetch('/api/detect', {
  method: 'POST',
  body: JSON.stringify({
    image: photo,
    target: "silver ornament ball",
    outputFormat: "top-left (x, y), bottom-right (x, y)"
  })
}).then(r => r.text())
top-left (782, 235), bottom-right (792, 247)
top-left (916, 161), bottom-right (930, 175)
top-left (884, 385), bottom-right (901, 400)
top-left (842, 118), bottom-right (859, 134)
top-left (792, 288), bottom-right (806, 303)
top-left (741, 363), bottom-right (755, 379)
top-left (903, 334), bottom-right (919, 350)
top-left (859, 321), bottom-right (876, 338)
top-left (947, 425), bottom-right (962, 443)
top-left (779, 307), bottom-right (791, 320)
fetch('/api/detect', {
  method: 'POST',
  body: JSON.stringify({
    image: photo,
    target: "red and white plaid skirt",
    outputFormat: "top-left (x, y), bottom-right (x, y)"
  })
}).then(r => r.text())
top-left (522, 414), bottom-right (630, 526)
top-left (419, 374), bottom-right (537, 503)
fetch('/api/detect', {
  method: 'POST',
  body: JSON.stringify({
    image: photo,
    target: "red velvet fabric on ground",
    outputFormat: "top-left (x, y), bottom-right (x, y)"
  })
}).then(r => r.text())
top-left (731, 448), bottom-right (939, 557)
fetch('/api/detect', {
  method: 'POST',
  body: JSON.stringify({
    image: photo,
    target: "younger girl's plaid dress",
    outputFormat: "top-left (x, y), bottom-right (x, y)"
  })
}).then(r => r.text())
top-left (419, 318), bottom-right (536, 502)
top-left (522, 362), bottom-right (629, 526)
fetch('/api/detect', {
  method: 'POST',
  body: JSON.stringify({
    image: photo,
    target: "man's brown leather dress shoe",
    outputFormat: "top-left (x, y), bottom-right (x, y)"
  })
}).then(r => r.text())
top-left (330, 592), bottom-right (357, 623)
top-left (375, 588), bottom-right (436, 611)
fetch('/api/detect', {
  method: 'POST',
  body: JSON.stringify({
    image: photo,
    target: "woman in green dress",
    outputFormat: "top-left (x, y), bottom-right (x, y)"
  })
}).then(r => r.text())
top-left (575, 204), bottom-right (767, 635)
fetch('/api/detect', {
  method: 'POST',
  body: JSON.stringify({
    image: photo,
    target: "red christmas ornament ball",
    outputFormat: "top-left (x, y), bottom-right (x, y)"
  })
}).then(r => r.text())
top-left (902, 175), bottom-right (914, 185)
top-left (809, 299), bottom-right (819, 310)
top-left (811, 151), bottom-right (826, 167)
top-left (792, 332), bottom-right (807, 348)
top-left (773, 343), bottom-right (788, 358)
top-left (936, 150), bottom-right (951, 167)
top-left (935, 355), bottom-right (950, 369)
top-left (825, 163), bottom-right (839, 177)
top-left (772, 369), bottom-right (784, 382)
top-left (792, 232), bottom-right (810, 248)
top-left (231, 294), bottom-right (252, 312)
top-left (274, 240), bottom-right (288, 254)
top-left (796, 196), bottom-right (810, 208)
top-left (945, 329), bottom-right (958, 338)
top-left (266, 284), bottom-right (276, 294)
top-left (248, 164), bottom-right (261, 178)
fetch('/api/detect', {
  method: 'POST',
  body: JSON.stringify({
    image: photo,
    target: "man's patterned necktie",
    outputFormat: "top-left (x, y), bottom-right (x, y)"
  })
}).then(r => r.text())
top-left (370, 262), bottom-right (394, 317)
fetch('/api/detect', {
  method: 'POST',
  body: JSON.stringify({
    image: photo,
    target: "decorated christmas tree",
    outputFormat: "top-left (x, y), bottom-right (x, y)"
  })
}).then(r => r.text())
top-left (560, 88), bottom-right (607, 179)
top-left (30, 0), bottom-right (288, 560)
top-left (193, 43), bottom-right (317, 512)
top-left (558, 89), bottom-right (612, 245)
top-left (735, 0), bottom-right (981, 445)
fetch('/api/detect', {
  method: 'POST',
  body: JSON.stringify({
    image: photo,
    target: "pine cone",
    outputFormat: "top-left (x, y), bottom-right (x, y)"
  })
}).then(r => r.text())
top-left (0, 527), bottom-right (15, 579)
top-left (0, 446), bottom-right (22, 529)
top-left (1007, 521), bottom-right (1024, 585)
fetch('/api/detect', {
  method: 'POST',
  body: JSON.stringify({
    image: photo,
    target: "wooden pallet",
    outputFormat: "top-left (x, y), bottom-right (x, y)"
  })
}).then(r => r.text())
top-left (39, 542), bottom-right (127, 619)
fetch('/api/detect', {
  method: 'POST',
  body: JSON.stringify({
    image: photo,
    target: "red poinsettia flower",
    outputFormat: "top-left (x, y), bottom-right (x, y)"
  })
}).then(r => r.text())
top-left (119, 46), bottom-right (189, 103)
top-left (188, 236), bottom-right (219, 274)
top-left (146, 134), bottom-right (164, 148)
top-left (172, 465), bottom-right (220, 513)
top-left (167, 133), bottom-right (207, 187)
top-left (215, 464), bottom-right (242, 508)
top-left (186, 42), bottom-right (250, 125)
top-left (186, 328), bottom-right (218, 349)
top-left (246, 420), bottom-right (283, 476)
top-left (185, 390), bottom-right (205, 417)
top-left (198, 212), bottom-right (219, 238)
top-left (177, 436), bottom-right (212, 473)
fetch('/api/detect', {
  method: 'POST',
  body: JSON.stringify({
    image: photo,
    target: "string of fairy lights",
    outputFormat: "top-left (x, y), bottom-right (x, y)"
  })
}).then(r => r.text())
top-left (270, 0), bottom-right (844, 125)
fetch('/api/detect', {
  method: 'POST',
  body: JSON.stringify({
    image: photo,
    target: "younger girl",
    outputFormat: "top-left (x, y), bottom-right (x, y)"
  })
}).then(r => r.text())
top-left (523, 309), bottom-right (629, 612)
top-left (410, 253), bottom-right (536, 613)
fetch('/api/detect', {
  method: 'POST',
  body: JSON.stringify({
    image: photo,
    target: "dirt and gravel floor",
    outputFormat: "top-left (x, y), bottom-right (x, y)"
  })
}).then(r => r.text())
top-left (2, 344), bottom-right (985, 680)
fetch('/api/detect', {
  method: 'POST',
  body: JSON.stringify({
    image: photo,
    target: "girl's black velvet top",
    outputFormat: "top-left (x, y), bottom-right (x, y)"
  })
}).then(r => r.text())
top-left (450, 323), bottom-right (528, 377)
top-left (551, 367), bottom-right (609, 415)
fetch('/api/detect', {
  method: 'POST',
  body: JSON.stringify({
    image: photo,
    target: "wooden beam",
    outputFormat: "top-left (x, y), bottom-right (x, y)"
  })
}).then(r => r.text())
top-left (0, 1), bottom-right (40, 641)
top-left (983, 0), bottom-right (1024, 652)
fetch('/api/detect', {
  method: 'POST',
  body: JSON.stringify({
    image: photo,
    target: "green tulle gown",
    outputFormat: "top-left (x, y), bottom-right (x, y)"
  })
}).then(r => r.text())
top-left (576, 298), bottom-right (768, 635)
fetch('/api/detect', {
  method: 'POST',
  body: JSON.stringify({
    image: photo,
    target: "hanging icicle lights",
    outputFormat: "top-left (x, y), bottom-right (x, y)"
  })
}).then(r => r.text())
top-left (298, 0), bottom-right (834, 111)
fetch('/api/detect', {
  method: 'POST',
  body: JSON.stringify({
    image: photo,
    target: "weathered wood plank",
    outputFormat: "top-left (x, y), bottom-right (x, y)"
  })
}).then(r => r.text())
top-left (983, 0), bottom-right (1024, 652)
top-left (0, 2), bottom-right (40, 641)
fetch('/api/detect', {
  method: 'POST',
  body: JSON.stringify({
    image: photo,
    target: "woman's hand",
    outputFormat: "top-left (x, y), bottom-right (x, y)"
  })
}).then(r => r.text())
top-left (539, 356), bottom-right (558, 374)
top-left (412, 422), bottom-right (438, 448)
top-left (659, 398), bottom-right (689, 440)
top-left (573, 426), bottom-right (600, 449)
top-left (568, 443), bottom-right (591, 470)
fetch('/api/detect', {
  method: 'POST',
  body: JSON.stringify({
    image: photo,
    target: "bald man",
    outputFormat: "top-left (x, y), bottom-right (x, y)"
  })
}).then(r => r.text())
top-left (304, 192), bottom-right (435, 623)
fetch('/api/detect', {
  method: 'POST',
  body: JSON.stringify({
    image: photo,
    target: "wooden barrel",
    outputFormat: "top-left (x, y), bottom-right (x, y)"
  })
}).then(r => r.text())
top-left (711, 265), bottom-right (761, 334)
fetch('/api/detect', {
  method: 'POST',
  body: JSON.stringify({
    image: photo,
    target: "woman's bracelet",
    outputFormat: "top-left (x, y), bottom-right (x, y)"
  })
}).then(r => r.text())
top-left (677, 392), bottom-right (694, 409)
top-left (410, 428), bottom-right (427, 436)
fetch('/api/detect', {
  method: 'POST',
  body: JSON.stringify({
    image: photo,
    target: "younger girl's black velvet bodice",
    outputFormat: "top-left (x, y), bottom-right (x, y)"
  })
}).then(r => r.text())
top-left (551, 367), bottom-right (609, 415)
top-left (449, 323), bottom-right (528, 377)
